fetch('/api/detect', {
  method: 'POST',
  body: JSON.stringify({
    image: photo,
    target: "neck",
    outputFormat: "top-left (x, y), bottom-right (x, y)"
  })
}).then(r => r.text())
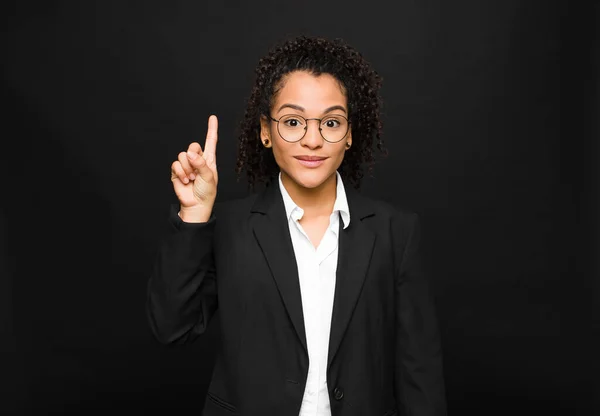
top-left (281, 171), bottom-right (337, 218)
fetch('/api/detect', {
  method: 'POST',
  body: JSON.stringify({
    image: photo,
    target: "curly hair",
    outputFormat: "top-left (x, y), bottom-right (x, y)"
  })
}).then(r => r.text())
top-left (235, 35), bottom-right (387, 190)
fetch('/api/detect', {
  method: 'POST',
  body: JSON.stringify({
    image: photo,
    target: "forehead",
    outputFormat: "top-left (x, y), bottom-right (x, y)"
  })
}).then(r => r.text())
top-left (273, 71), bottom-right (347, 110)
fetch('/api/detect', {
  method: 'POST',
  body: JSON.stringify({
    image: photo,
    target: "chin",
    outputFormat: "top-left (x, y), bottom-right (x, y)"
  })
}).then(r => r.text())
top-left (288, 169), bottom-right (336, 190)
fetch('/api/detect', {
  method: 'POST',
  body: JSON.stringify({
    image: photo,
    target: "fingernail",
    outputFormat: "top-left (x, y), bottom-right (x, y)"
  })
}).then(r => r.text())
top-left (189, 173), bottom-right (196, 180)
top-left (187, 151), bottom-right (196, 160)
top-left (183, 177), bottom-right (189, 184)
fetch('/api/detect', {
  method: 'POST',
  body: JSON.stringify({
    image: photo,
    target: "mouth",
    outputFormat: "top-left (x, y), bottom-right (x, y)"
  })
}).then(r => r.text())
top-left (294, 156), bottom-right (328, 168)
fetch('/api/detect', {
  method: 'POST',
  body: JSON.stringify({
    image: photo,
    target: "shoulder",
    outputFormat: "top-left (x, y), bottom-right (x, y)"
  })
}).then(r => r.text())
top-left (214, 192), bottom-right (259, 213)
top-left (213, 192), bottom-right (259, 221)
top-left (350, 190), bottom-right (419, 226)
top-left (352, 192), bottom-right (420, 245)
top-left (369, 196), bottom-right (417, 222)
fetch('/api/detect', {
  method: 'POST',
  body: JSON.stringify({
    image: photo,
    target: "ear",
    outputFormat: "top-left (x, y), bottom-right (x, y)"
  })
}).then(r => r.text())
top-left (260, 115), bottom-right (272, 147)
top-left (346, 128), bottom-right (352, 148)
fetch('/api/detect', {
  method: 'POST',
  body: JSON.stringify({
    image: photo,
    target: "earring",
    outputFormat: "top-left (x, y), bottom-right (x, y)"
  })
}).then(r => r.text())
top-left (263, 139), bottom-right (270, 147)
top-left (345, 142), bottom-right (351, 149)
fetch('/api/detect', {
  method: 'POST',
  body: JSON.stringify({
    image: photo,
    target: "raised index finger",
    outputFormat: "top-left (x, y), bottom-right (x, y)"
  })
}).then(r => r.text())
top-left (203, 115), bottom-right (218, 162)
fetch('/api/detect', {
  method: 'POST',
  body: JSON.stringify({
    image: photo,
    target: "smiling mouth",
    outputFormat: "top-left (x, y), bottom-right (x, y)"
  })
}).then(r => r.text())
top-left (294, 156), bottom-right (328, 161)
top-left (294, 156), bottom-right (328, 168)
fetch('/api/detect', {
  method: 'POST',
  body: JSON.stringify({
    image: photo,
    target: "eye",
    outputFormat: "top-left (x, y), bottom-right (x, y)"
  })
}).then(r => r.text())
top-left (322, 117), bottom-right (343, 128)
top-left (281, 116), bottom-right (305, 128)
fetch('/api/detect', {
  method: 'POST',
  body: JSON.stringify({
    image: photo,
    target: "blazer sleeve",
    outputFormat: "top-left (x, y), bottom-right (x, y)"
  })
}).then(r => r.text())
top-left (394, 212), bottom-right (447, 416)
top-left (146, 204), bottom-right (218, 345)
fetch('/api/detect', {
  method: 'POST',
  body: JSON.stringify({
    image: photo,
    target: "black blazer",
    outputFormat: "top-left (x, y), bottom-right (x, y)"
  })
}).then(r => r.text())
top-left (147, 181), bottom-right (446, 416)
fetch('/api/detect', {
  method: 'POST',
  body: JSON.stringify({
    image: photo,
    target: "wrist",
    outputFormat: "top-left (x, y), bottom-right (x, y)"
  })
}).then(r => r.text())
top-left (179, 205), bottom-right (213, 223)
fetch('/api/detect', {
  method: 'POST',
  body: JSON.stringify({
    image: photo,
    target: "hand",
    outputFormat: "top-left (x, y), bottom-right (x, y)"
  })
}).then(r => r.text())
top-left (170, 115), bottom-right (219, 222)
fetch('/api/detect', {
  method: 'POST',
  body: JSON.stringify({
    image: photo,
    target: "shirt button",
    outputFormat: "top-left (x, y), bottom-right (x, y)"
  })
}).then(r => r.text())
top-left (333, 387), bottom-right (344, 400)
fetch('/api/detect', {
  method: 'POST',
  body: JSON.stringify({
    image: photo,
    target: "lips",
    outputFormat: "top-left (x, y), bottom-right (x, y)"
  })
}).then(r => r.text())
top-left (294, 156), bottom-right (328, 161)
top-left (294, 156), bottom-right (328, 168)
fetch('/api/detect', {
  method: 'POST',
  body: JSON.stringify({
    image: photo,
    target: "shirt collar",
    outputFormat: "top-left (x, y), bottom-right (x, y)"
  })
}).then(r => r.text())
top-left (278, 171), bottom-right (351, 229)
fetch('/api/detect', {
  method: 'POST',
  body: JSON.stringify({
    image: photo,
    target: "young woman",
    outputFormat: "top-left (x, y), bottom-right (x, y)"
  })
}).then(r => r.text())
top-left (147, 35), bottom-right (447, 416)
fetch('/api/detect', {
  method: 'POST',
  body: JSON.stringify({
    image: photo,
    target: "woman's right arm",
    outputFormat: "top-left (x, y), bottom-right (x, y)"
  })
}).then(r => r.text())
top-left (146, 115), bottom-right (220, 344)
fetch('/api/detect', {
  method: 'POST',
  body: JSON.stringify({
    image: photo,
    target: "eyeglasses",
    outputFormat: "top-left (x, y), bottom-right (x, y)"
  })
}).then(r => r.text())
top-left (268, 114), bottom-right (350, 143)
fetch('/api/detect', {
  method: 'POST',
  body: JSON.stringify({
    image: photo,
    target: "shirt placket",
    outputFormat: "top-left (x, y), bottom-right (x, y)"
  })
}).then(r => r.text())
top-left (293, 214), bottom-right (320, 412)
top-left (317, 216), bottom-right (338, 410)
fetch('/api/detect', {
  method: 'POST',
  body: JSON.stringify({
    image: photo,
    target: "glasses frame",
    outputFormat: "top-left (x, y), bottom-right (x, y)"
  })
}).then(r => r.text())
top-left (267, 114), bottom-right (350, 143)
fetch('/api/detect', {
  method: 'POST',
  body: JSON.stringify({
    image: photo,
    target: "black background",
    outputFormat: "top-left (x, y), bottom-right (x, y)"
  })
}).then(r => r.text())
top-left (2, 1), bottom-right (598, 415)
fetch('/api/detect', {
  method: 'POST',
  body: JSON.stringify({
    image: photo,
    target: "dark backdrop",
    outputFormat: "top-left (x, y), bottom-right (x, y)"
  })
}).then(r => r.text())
top-left (2, 1), bottom-right (597, 415)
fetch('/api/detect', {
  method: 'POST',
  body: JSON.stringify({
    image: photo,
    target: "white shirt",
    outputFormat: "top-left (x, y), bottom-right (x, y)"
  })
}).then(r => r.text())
top-left (278, 171), bottom-right (350, 416)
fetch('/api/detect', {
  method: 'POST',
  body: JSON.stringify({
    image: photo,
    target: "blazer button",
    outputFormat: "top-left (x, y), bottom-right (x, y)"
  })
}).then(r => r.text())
top-left (333, 387), bottom-right (344, 401)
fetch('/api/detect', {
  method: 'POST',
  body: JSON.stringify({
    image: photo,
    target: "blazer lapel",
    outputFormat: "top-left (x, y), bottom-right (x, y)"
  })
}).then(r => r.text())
top-left (251, 182), bottom-right (308, 353)
top-left (327, 186), bottom-right (376, 369)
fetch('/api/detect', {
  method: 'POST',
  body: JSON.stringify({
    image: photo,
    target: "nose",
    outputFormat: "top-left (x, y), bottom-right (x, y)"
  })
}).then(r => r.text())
top-left (300, 119), bottom-right (324, 149)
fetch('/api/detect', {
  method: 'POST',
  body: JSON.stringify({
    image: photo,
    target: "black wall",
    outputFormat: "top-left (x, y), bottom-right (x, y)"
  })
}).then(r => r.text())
top-left (2, 1), bottom-right (597, 415)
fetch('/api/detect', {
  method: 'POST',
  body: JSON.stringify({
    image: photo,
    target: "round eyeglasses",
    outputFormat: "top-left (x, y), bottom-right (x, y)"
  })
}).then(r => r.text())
top-left (268, 114), bottom-right (350, 143)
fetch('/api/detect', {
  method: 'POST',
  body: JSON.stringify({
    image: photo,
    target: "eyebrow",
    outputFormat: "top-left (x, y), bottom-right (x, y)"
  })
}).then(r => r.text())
top-left (276, 103), bottom-right (347, 114)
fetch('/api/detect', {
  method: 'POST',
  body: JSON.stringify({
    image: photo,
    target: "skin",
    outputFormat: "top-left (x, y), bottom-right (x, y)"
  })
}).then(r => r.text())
top-left (259, 71), bottom-right (352, 245)
top-left (170, 115), bottom-right (219, 223)
top-left (171, 70), bottom-right (352, 247)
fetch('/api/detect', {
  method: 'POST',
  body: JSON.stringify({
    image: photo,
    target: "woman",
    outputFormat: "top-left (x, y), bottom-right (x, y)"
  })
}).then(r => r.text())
top-left (147, 35), bottom-right (447, 416)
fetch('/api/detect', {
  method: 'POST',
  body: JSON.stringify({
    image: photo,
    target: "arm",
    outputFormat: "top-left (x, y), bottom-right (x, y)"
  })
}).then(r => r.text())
top-left (146, 204), bottom-right (218, 345)
top-left (394, 213), bottom-right (447, 416)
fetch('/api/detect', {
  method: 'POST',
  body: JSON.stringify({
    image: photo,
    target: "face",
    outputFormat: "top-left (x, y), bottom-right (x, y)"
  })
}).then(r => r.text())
top-left (260, 70), bottom-right (352, 191)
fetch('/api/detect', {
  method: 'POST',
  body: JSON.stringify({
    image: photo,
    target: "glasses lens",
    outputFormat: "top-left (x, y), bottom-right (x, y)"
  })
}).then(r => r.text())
top-left (278, 115), bottom-right (306, 142)
top-left (276, 114), bottom-right (349, 142)
top-left (320, 115), bottom-right (348, 143)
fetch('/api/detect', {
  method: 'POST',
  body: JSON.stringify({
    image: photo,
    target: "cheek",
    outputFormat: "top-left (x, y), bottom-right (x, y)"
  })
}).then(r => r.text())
top-left (332, 146), bottom-right (348, 163)
top-left (271, 141), bottom-right (293, 166)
